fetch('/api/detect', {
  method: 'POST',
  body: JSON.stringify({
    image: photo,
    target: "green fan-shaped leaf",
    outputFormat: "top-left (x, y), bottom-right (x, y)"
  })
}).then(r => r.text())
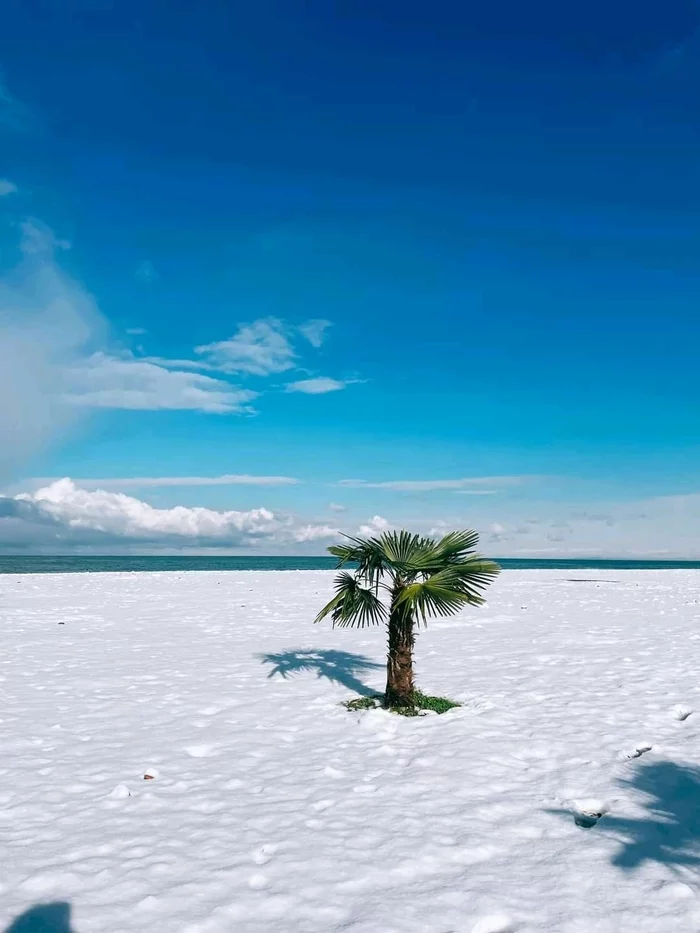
top-left (395, 560), bottom-right (500, 624)
top-left (315, 571), bottom-right (387, 628)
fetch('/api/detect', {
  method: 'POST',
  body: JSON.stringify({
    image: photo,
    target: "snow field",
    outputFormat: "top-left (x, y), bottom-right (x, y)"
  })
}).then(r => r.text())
top-left (1, 570), bottom-right (699, 932)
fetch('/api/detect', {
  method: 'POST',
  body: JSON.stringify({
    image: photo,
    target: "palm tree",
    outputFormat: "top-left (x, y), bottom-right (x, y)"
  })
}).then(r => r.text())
top-left (315, 529), bottom-right (500, 708)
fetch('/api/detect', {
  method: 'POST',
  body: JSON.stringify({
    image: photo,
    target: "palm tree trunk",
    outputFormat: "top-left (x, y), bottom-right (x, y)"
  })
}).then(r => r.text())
top-left (385, 605), bottom-right (415, 707)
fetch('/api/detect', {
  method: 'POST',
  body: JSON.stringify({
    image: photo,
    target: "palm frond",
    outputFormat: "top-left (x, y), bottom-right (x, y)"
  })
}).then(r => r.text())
top-left (395, 561), bottom-right (500, 624)
top-left (315, 571), bottom-right (387, 628)
top-left (438, 556), bottom-right (501, 587)
top-left (376, 529), bottom-right (425, 565)
top-left (328, 542), bottom-right (365, 565)
top-left (407, 529), bottom-right (480, 571)
top-left (331, 535), bottom-right (392, 588)
top-left (434, 529), bottom-right (481, 561)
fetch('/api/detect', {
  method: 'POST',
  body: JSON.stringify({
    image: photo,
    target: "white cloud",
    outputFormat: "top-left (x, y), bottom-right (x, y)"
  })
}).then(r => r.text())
top-left (64, 353), bottom-right (258, 413)
top-left (135, 260), bottom-right (158, 283)
top-left (0, 217), bottom-right (274, 480)
top-left (196, 318), bottom-right (296, 376)
top-left (17, 479), bottom-right (275, 539)
top-left (294, 523), bottom-right (340, 542)
top-left (328, 502), bottom-right (347, 512)
top-left (0, 214), bottom-right (357, 491)
top-left (139, 355), bottom-right (215, 371)
top-left (337, 476), bottom-right (528, 492)
top-left (126, 327), bottom-right (148, 336)
top-left (455, 489), bottom-right (499, 496)
top-left (4, 479), bottom-right (337, 550)
top-left (285, 377), bottom-right (348, 395)
top-left (20, 218), bottom-right (71, 254)
top-left (0, 178), bottom-right (17, 196)
top-left (59, 474), bottom-right (301, 489)
top-left (4, 480), bottom-right (700, 557)
top-left (298, 319), bottom-right (332, 348)
top-left (358, 515), bottom-right (391, 536)
top-left (0, 221), bottom-right (104, 483)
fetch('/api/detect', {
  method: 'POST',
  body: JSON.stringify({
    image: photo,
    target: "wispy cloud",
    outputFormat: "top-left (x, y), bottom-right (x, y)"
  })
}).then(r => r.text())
top-left (63, 353), bottom-right (258, 413)
top-left (1, 209), bottom-right (353, 485)
top-left (74, 313), bottom-right (357, 410)
top-left (0, 218), bottom-right (268, 431)
top-left (126, 327), bottom-right (148, 336)
top-left (454, 489), bottom-right (500, 496)
top-left (299, 319), bottom-right (332, 348)
top-left (194, 317), bottom-right (340, 378)
top-left (196, 318), bottom-right (296, 376)
top-left (20, 219), bottom-right (70, 254)
top-left (328, 502), bottom-right (347, 512)
top-left (0, 218), bottom-right (104, 483)
top-left (285, 376), bottom-right (349, 395)
top-left (59, 474), bottom-right (301, 489)
top-left (139, 355), bottom-right (214, 371)
top-left (336, 476), bottom-right (529, 492)
top-left (0, 178), bottom-right (17, 196)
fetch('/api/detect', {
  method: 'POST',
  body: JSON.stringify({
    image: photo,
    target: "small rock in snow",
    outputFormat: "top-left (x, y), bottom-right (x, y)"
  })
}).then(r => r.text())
top-left (572, 798), bottom-right (609, 829)
top-left (673, 705), bottom-right (693, 721)
top-left (620, 743), bottom-right (653, 760)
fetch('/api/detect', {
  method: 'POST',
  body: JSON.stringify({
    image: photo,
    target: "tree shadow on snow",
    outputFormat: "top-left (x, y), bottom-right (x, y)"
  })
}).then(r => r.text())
top-left (258, 649), bottom-right (382, 696)
top-left (4, 902), bottom-right (74, 933)
top-left (604, 761), bottom-right (700, 872)
top-left (550, 760), bottom-right (700, 875)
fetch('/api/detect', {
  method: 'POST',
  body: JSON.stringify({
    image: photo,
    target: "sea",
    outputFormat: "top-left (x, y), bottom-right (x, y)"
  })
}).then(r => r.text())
top-left (0, 556), bottom-right (699, 574)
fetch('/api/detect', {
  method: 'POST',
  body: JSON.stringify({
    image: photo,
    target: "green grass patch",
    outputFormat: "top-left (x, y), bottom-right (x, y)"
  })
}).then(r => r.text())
top-left (344, 695), bottom-right (384, 712)
top-left (343, 691), bottom-right (460, 717)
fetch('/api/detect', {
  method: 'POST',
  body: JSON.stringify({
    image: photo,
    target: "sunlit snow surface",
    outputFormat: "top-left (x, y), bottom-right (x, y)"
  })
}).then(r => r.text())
top-left (1, 570), bottom-right (700, 932)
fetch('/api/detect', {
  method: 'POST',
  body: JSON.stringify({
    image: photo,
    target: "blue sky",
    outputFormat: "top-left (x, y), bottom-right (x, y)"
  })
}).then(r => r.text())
top-left (1, 0), bottom-right (699, 556)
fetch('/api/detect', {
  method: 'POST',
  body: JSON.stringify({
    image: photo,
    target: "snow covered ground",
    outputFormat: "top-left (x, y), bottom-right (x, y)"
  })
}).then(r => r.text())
top-left (1, 569), bottom-right (700, 933)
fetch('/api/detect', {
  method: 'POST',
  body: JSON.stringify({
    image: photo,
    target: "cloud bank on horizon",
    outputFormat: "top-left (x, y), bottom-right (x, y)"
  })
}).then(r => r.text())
top-left (1, 477), bottom-right (699, 558)
top-left (0, 479), bottom-right (339, 552)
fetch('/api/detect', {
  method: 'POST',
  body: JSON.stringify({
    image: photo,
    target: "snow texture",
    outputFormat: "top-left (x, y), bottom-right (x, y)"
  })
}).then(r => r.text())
top-left (1, 569), bottom-right (700, 932)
